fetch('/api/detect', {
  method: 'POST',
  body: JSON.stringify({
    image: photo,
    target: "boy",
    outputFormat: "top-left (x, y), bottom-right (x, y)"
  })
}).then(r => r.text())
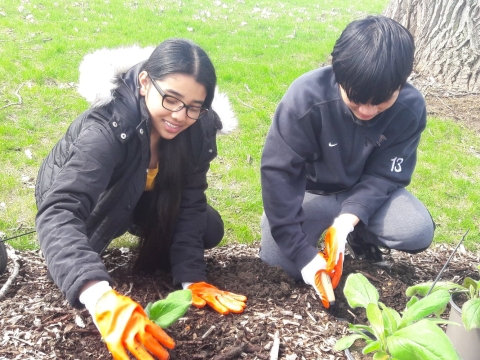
top-left (260, 16), bottom-right (434, 303)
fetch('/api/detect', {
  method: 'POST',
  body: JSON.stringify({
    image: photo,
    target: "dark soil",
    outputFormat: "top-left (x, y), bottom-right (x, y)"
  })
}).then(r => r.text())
top-left (0, 243), bottom-right (478, 360)
top-left (1, 89), bottom-right (479, 359)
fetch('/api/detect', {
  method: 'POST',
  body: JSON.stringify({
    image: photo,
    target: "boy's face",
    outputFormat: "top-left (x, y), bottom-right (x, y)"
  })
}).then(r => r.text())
top-left (340, 86), bottom-right (399, 121)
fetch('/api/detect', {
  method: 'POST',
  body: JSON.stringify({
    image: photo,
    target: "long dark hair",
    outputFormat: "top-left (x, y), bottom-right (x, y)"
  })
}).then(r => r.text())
top-left (134, 39), bottom-right (216, 272)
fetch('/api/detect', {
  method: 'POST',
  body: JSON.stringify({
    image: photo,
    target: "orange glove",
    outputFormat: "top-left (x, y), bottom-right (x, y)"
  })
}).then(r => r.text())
top-left (323, 218), bottom-right (354, 289)
top-left (301, 253), bottom-right (331, 308)
top-left (80, 282), bottom-right (175, 360)
top-left (187, 282), bottom-right (247, 315)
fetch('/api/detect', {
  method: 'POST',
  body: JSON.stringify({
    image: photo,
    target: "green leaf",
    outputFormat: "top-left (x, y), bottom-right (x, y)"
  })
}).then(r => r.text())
top-left (366, 303), bottom-right (384, 343)
top-left (426, 318), bottom-right (461, 326)
top-left (145, 290), bottom-right (192, 329)
top-left (333, 334), bottom-right (365, 351)
top-left (462, 298), bottom-right (480, 331)
top-left (405, 295), bottom-right (419, 309)
top-left (349, 323), bottom-right (375, 336)
top-left (381, 305), bottom-right (401, 334)
top-left (388, 320), bottom-right (461, 360)
top-left (463, 277), bottom-right (478, 292)
top-left (363, 340), bottom-right (381, 354)
top-left (144, 302), bottom-right (153, 318)
top-left (372, 352), bottom-right (389, 360)
top-left (405, 282), bottom-right (463, 297)
top-left (343, 273), bottom-right (379, 309)
top-left (399, 289), bottom-right (450, 328)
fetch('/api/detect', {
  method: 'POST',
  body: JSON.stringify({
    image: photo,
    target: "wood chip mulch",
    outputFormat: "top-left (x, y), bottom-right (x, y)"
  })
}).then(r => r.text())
top-left (0, 242), bottom-right (478, 360)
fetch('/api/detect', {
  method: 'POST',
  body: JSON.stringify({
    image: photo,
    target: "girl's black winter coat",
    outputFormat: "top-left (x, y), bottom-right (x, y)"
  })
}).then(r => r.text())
top-left (35, 62), bottom-right (222, 308)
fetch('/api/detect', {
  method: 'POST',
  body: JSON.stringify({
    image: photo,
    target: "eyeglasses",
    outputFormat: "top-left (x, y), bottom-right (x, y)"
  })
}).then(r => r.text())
top-left (147, 74), bottom-right (208, 120)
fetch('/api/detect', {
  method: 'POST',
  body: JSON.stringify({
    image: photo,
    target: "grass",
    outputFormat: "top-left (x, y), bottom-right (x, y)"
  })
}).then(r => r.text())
top-left (0, 0), bottom-right (478, 251)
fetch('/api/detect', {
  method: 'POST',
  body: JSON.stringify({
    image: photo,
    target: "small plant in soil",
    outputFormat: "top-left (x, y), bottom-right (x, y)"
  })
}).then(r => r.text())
top-left (145, 289), bottom-right (192, 328)
top-left (334, 273), bottom-right (460, 360)
top-left (406, 265), bottom-right (480, 331)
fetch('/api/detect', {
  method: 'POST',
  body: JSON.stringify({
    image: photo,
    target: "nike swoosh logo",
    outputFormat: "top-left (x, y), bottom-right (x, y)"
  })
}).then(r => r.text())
top-left (329, 142), bottom-right (338, 147)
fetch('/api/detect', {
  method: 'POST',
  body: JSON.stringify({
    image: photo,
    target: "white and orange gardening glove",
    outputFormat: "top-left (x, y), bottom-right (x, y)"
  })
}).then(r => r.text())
top-left (183, 282), bottom-right (247, 315)
top-left (301, 253), bottom-right (332, 308)
top-left (323, 217), bottom-right (354, 289)
top-left (80, 281), bottom-right (175, 360)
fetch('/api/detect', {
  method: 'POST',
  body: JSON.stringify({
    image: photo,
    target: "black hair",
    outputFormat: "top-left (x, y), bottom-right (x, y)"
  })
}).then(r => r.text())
top-left (331, 15), bottom-right (415, 105)
top-left (142, 38), bottom-right (217, 108)
top-left (134, 39), bottom-right (216, 272)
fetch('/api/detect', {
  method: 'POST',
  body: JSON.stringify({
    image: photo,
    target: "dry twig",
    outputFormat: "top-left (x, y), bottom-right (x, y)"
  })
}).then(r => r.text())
top-left (211, 346), bottom-right (243, 360)
top-left (0, 245), bottom-right (20, 300)
top-left (0, 83), bottom-right (25, 110)
top-left (236, 96), bottom-right (255, 109)
top-left (270, 330), bottom-right (280, 360)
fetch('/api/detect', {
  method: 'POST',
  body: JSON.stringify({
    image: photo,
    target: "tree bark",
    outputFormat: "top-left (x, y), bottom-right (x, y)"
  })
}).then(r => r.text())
top-left (384, 0), bottom-right (480, 93)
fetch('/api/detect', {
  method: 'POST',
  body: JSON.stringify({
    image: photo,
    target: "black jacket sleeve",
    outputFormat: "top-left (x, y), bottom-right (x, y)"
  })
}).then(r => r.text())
top-left (169, 111), bottom-right (220, 286)
top-left (35, 115), bottom-right (123, 308)
top-left (170, 162), bottom-right (211, 286)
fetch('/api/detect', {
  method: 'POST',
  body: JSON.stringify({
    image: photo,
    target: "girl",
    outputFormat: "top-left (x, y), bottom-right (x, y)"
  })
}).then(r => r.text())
top-left (35, 39), bottom-right (247, 360)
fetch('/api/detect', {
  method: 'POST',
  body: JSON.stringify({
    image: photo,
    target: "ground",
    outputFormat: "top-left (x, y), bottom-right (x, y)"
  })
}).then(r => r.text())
top-left (425, 94), bottom-right (480, 134)
top-left (0, 242), bottom-right (478, 360)
top-left (1, 91), bottom-right (479, 360)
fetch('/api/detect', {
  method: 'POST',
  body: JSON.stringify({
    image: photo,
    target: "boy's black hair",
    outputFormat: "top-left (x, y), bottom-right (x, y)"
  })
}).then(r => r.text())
top-left (331, 15), bottom-right (415, 105)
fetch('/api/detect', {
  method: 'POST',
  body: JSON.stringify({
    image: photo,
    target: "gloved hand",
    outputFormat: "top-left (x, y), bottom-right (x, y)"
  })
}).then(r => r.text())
top-left (185, 282), bottom-right (247, 315)
top-left (80, 281), bottom-right (175, 360)
top-left (301, 253), bottom-right (331, 308)
top-left (324, 217), bottom-right (354, 289)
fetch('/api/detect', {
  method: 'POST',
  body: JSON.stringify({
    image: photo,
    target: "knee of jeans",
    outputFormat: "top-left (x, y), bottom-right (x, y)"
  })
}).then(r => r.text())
top-left (396, 221), bottom-right (434, 253)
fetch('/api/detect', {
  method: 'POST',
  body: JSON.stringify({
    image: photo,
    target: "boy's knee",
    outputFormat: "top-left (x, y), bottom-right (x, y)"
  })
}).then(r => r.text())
top-left (395, 218), bottom-right (435, 253)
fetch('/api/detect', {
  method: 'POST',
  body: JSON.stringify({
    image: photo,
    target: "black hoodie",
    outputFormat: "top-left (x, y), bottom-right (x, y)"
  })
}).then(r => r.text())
top-left (261, 66), bottom-right (426, 272)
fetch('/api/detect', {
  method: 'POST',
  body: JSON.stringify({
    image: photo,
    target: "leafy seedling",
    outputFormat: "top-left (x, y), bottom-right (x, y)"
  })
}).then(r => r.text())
top-left (145, 289), bottom-right (192, 329)
top-left (334, 273), bottom-right (460, 360)
top-left (406, 265), bottom-right (480, 331)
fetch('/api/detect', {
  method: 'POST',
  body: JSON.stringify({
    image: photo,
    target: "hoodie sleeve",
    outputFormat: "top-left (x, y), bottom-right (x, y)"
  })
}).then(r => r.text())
top-left (341, 106), bottom-right (427, 225)
top-left (261, 100), bottom-right (319, 272)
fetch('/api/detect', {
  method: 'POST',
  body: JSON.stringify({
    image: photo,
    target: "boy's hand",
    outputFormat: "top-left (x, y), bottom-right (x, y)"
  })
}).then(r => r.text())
top-left (188, 282), bottom-right (247, 315)
top-left (324, 217), bottom-right (354, 288)
top-left (301, 253), bottom-right (331, 308)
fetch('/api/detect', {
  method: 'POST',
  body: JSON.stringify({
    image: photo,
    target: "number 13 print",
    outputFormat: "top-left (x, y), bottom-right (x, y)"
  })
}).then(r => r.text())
top-left (390, 157), bottom-right (403, 172)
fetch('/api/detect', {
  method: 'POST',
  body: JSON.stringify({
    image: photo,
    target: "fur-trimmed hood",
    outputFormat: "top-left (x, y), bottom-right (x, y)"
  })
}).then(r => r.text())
top-left (77, 45), bottom-right (238, 134)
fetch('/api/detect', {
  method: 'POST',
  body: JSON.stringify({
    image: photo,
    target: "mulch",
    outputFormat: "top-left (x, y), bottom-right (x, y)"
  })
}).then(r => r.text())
top-left (0, 242), bottom-right (479, 360)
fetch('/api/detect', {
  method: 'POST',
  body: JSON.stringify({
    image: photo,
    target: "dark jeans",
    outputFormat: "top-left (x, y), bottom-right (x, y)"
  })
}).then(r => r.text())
top-left (260, 187), bottom-right (435, 281)
top-left (113, 191), bottom-right (224, 251)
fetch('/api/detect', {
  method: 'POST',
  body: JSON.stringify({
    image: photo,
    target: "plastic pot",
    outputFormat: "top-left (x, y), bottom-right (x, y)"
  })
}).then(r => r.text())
top-left (344, 348), bottom-right (355, 360)
top-left (0, 241), bottom-right (7, 274)
top-left (445, 294), bottom-right (480, 360)
top-left (344, 348), bottom-right (373, 360)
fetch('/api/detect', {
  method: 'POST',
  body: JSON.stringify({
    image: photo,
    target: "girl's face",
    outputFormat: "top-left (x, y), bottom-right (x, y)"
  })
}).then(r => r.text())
top-left (139, 72), bottom-right (207, 141)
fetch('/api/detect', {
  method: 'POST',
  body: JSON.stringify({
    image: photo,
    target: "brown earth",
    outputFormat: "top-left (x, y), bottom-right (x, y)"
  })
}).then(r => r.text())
top-left (425, 93), bottom-right (480, 134)
top-left (1, 90), bottom-right (479, 360)
top-left (1, 242), bottom-right (479, 360)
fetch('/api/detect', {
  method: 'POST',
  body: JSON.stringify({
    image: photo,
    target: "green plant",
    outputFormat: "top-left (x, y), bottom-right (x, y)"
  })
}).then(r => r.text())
top-left (145, 289), bottom-right (192, 329)
top-left (406, 265), bottom-right (480, 331)
top-left (334, 273), bottom-right (460, 360)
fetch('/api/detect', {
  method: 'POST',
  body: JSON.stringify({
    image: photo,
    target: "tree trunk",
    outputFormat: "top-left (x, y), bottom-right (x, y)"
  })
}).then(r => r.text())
top-left (384, 0), bottom-right (480, 93)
